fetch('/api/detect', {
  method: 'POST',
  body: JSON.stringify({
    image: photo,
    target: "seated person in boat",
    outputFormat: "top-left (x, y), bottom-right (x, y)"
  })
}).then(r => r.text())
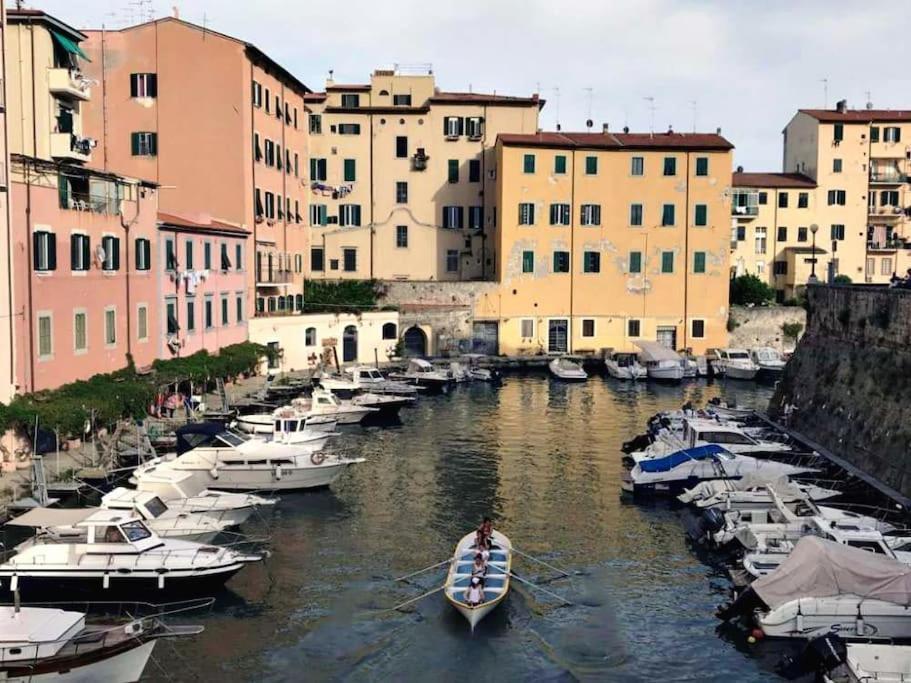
top-left (475, 517), bottom-right (494, 549)
top-left (471, 552), bottom-right (487, 577)
top-left (474, 529), bottom-right (491, 551)
top-left (464, 576), bottom-right (485, 606)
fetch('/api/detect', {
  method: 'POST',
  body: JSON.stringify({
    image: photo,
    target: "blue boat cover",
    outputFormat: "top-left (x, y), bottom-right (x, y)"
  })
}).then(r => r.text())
top-left (638, 444), bottom-right (729, 473)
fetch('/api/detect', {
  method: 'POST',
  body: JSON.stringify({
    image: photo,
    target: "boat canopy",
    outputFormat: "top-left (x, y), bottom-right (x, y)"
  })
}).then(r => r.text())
top-left (753, 536), bottom-right (911, 610)
top-left (6, 507), bottom-right (96, 528)
top-left (634, 340), bottom-right (681, 362)
top-left (175, 422), bottom-right (247, 455)
top-left (638, 444), bottom-right (730, 472)
top-left (409, 359), bottom-right (433, 370)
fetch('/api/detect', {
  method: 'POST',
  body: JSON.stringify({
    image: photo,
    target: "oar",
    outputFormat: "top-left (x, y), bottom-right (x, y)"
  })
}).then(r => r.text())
top-left (512, 547), bottom-right (574, 577)
top-left (383, 585), bottom-right (446, 613)
top-left (394, 559), bottom-right (451, 582)
top-left (509, 572), bottom-right (574, 606)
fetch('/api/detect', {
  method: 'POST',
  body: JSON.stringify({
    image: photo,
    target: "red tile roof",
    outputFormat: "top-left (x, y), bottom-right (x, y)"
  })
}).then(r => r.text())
top-left (498, 130), bottom-right (733, 151)
top-left (430, 92), bottom-right (543, 108)
top-left (303, 92), bottom-right (327, 102)
top-left (326, 84), bottom-right (371, 91)
top-left (158, 212), bottom-right (249, 235)
top-left (800, 109), bottom-right (911, 123)
top-left (732, 172), bottom-right (816, 189)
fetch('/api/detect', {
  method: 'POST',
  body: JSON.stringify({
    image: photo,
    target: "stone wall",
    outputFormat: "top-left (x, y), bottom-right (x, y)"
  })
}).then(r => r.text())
top-left (771, 285), bottom-right (911, 497)
top-left (728, 305), bottom-right (807, 352)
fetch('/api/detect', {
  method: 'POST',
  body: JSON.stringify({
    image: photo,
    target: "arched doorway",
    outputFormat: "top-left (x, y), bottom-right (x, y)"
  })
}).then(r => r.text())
top-left (403, 326), bottom-right (427, 357)
top-left (343, 325), bottom-right (358, 362)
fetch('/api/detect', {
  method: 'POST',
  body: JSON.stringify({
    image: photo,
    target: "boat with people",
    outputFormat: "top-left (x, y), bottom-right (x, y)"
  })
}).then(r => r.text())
top-left (604, 352), bottom-right (647, 380)
top-left (0, 510), bottom-right (262, 597)
top-left (388, 359), bottom-right (453, 391)
top-left (443, 529), bottom-right (512, 630)
top-left (714, 348), bottom-right (760, 380)
top-left (548, 357), bottom-right (588, 381)
top-left (0, 601), bottom-right (206, 682)
top-left (635, 341), bottom-right (685, 381)
top-left (751, 347), bottom-right (787, 377)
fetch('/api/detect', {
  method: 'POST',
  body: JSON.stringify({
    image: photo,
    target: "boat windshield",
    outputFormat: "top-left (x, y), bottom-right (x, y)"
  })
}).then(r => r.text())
top-left (755, 349), bottom-right (778, 361)
top-left (728, 352), bottom-right (750, 360)
top-left (366, 370), bottom-right (383, 380)
top-left (144, 497), bottom-right (168, 518)
top-left (217, 431), bottom-right (249, 447)
top-left (120, 520), bottom-right (153, 542)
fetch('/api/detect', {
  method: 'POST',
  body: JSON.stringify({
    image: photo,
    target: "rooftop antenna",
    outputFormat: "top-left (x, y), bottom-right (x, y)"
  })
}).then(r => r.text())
top-left (865, 90), bottom-right (873, 109)
top-left (553, 86), bottom-right (561, 131)
top-left (820, 78), bottom-right (828, 109)
top-left (690, 100), bottom-right (697, 133)
top-left (644, 96), bottom-right (655, 135)
top-left (202, 11), bottom-right (211, 39)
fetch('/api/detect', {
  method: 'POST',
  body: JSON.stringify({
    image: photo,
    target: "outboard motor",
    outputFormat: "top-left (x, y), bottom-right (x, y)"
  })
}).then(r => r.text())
top-left (701, 508), bottom-right (726, 535)
top-left (777, 633), bottom-right (847, 680)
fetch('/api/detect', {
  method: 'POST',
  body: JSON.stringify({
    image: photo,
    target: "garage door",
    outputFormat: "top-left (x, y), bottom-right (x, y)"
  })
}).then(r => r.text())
top-left (472, 322), bottom-right (499, 356)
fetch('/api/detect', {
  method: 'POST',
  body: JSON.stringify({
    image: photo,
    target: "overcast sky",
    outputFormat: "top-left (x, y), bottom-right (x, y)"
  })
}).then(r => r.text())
top-left (29, 0), bottom-right (911, 170)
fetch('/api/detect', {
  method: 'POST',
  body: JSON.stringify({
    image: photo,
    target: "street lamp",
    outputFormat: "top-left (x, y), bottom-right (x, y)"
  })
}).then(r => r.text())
top-left (808, 223), bottom-right (819, 284)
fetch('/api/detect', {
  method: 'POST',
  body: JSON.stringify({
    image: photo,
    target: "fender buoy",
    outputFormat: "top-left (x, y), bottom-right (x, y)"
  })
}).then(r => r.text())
top-left (310, 452), bottom-right (326, 466)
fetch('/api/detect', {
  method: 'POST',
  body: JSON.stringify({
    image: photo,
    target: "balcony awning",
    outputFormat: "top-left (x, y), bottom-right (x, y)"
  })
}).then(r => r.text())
top-left (51, 30), bottom-right (90, 62)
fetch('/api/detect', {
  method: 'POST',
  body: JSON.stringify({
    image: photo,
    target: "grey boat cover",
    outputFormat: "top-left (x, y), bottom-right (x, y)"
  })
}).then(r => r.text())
top-left (678, 473), bottom-right (791, 503)
top-left (633, 340), bottom-right (681, 363)
top-left (753, 536), bottom-right (911, 609)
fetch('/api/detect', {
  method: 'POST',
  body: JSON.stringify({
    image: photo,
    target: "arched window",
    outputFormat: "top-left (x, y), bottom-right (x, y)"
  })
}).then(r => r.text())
top-left (305, 327), bottom-right (316, 346)
top-left (382, 322), bottom-right (397, 340)
top-left (378, 89), bottom-right (389, 96)
top-left (295, 294), bottom-right (304, 311)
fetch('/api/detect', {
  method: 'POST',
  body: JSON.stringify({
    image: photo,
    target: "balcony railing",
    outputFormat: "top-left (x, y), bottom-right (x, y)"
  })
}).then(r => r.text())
top-left (255, 270), bottom-right (294, 287)
top-left (731, 204), bottom-right (759, 217)
top-left (48, 68), bottom-right (92, 101)
top-left (870, 171), bottom-right (907, 184)
top-left (869, 205), bottom-right (906, 218)
top-left (50, 133), bottom-right (93, 162)
top-left (63, 192), bottom-right (121, 214)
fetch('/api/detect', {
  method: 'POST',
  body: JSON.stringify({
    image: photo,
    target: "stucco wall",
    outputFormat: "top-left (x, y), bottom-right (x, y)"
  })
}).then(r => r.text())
top-left (728, 305), bottom-right (806, 352)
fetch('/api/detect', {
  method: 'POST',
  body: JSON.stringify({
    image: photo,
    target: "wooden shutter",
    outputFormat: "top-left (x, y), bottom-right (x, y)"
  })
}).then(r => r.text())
top-left (71, 234), bottom-right (79, 269)
top-left (83, 235), bottom-right (91, 270)
top-left (131, 133), bottom-right (140, 155)
top-left (318, 159), bottom-right (327, 180)
top-left (47, 233), bottom-right (57, 271)
top-left (112, 238), bottom-right (121, 270)
top-left (130, 74), bottom-right (138, 98)
top-left (148, 74), bottom-right (158, 98)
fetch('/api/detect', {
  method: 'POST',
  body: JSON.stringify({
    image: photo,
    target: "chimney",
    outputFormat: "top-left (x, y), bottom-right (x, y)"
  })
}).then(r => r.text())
top-left (736, 165), bottom-right (744, 173)
top-left (327, 69), bottom-right (334, 87)
top-left (172, 5), bottom-right (179, 18)
top-left (716, 127), bottom-right (722, 135)
top-left (667, 125), bottom-right (674, 134)
top-left (602, 123), bottom-right (609, 134)
top-left (836, 99), bottom-right (847, 113)
top-left (556, 123), bottom-right (562, 132)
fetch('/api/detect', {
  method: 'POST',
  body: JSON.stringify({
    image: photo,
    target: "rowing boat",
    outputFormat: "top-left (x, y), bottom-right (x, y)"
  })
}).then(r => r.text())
top-left (443, 529), bottom-right (512, 630)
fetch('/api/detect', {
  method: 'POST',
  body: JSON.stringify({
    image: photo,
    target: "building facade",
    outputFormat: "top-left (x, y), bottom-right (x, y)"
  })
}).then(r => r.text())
top-left (0, 5), bottom-right (14, 402)
top-left (81, 17), bottom-right (311, 318)
top-left (479, 130), bottom-right (733, 356)
top-left (305, 67), bottom-right (541, 282)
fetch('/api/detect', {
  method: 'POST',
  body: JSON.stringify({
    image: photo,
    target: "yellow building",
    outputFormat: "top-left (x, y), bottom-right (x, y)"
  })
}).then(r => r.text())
top-left (304, 66), bottom-right (541, 281)
top-left (477, 130), bottom-right (733, 356)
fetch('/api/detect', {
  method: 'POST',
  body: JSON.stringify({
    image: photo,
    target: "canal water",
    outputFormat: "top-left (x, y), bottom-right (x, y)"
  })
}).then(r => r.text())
top-left (150, 375), bottom-right (782, 682)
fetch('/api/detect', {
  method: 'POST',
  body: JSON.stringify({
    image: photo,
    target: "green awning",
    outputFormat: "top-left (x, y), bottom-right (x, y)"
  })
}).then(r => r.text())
top-left (51, 30), bottom-right (90, 62)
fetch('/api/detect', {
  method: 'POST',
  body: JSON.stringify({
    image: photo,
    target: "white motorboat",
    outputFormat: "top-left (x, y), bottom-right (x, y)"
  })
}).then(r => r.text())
top-left (826, 643), bottom-right (911, 682)
top-left (341, 366), bottom-right (420, 396)
top-left (349, 391), bottom-right (415, 415)
top-left (0, 603), bottom-right (203, 683)
top-left (621, 444), bottom-right (816, 496)
top-left (447, 362), bottom-right (471, 383)
top-left (548, 357), bottom-right (588, 381)
top-left (388, 359), bottom-right (453, 390)
top-left (635, 340), bottom-right (684, 381)
top-left (681, 357), bottom-right (698, 378)
top-left (131, 423), bottom-right (363, 493)
top-left (0, 510), bottom-right (262, 597)
top-left (751, 347), bottom-right (787, 376)
top-left (443, 529), bottom-right (512, 631)
top-left (101, 488), bottom-right (234, 542)
top-left (714, 348), bottom-right (760, 380)
top-left (695, 356), bottom-right (711, 377)
top-left (604, 352), bottom-right (647, 380)
top-left (679, 476), bottom-right (841, 511)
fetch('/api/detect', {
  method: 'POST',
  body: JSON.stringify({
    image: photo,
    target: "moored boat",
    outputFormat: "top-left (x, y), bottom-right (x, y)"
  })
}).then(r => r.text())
top-left (635, 341), bottom-right (685, 382)
top-left (443, 529), bottom-right (512, 630)
top-left (604, 352), bottom-right (647, 380)
top-left (548, 357), bottom-right (587, 381)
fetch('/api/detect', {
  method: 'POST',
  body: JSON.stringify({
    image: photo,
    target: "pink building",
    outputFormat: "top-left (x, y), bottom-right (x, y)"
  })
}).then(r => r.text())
top-left (157, 213), bottom-right (249, 358)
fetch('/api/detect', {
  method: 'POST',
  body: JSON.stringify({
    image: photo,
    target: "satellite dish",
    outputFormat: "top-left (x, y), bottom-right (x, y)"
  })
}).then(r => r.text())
top-left (586, 119), bottom-right (593, 129)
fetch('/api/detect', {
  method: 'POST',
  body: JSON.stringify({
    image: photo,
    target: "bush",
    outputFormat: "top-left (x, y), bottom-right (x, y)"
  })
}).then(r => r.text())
top-left (781, 322), bottom-right (804, 340)
top-left (833, 274), bottom-right (853, 285)
top-left (302, 280), bottom-right (387, 314)
top-left (730, 274), bottom-right (775, 306)
top-left (726, 316), bottom-right (739, 332)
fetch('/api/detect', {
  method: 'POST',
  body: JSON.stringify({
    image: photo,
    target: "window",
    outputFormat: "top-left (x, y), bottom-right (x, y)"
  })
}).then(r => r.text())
top-left (395, 136), bottom-right (408, 158)
top-left (252, 81), bottom-right (262, 107)
top-left (523, 154), bottom-right (535, 174)
top-left (236, 294), bottom-right (244, 322)
top-left (691, 319), bottom-right (705, 339)
top-left (309, 114), bottom-right (322, 134)
top-left (343, 158), bottom-right (356, 182)
top-left (773, 261), bottom-right (788, 275)
top-left (518, 203), bottom-right (535, 225)
top-left (32, 230), bottom-right (57, 272)
top-left (202, 296), bottom-right (212, 329)
top-left (37, 314), bottom-right (52, 357)
top-left (104, 308), bottom-right (116, 346)
top-left (870, 126), bottom-right (880, 143)
top-left (74, 311), bottom-right (87, 351)
top-left (755, 227), bottom-right (767, 254)
top-left (554, 155), bottom-right (567, 174)
top-left (833, 158), bottom-right (843, 173)
top-left (70, 233), bottom-right (89, 272)
top-left (521, 319), bottom-right (534, 338)
top-left (311, 247), bottom-right (324, 271)
top-left (444, 116), bottom-right (462, 137)
top-left (798, 192), bottom-right (809, 209)
top-left (264, 192), bottom-right (275, 219)
top-left (468, 206), bottom-right (483, 230)
top-left (274, 95), bottom-right (280, 118)
top-left (777, 226), bottom-right (788, 242)
top-left (663, 157), bottom-right (676, 176)
top-left (341, 94), bottom-right (360, 108)
top-left (134, 237), bottom-right (151, 271)
top-left (693, 251), bottom-right (706, 273)
top-left (661, 251), bottom-right (674, 273)
top-left (202, 241), bottom-right (211, 270)
top-left (337, 123), bottom-right (361, 135)
top-left (165, 238), bottom-right (176, 270)
top-left (630, 204), bottom-right (643, 226)
top-left (627, 319), bottom-right (641, 337)
top-left (339, 204), bottom-right (362, 227)
top-left (881, 190), bottom-right (900, 206)
top-left (629, 251), bottom-right (642, 274)
top-left (185, 239), bottom-right (194, 269)
top-left (442, 206), bottom-right (464, 229)
top-left (469, 159), bottom-right (481, 182)
top-left (101, 235), bottom-right (120, 271)
top-left (395, 181), bottom-right (408, 204)
top-left (522, 250), bottom-right (534, 273)
top-left (253, 133), bottom-right (262, 162)
top-left (130, 132), bottom-right (157, 156)
top-left (310, 204), bottom-right (328, 226)
top-left (694, 204), bottom-right (707, 226)
top-left (390, 93), bottom-right (412, 106)
top-left (736, 226), bottom-right (746, 241)
top-left (221, 243), bottom-right (231, 270)
top-left (833, 123), bottom-right (844, 142)
top-left (583, 251), bottom-right (600, 273)
top-left (448, 159), bottom-right (459, 183)
top-left (695, 157), bottom-right (709, 176)
top-left (884, 127), bottom-right (901, 143)
top-left (309, 158), bottom-right (327, 181)
top-left (221, 295), bottom-right (229, 326)
top-left (827, 189), bottom-right (846, 206)
top-left (549, 203), bottom-right (570, 226)
top-left (343, 248), bottom-right (357, 272)
top-left (831, 224), bottom-right (845, 241)
top-left (465, 117), bottom-right (482, 138)
top-left (882, 257), bottom-right (893, 275)
top-left (631, 156), bottom-right (644, 176)
top-left (130, 73), bottom-right (157, 98)
top-left (585, 156), bottom-right (598, 175)
top-left (581, 204), bottom-right (601, 226)
top-left (798, 226), bottom-right (808, 242)
top-left (661, 204), bottom-right (675, 226)
top-left (186, 297), bottom-right (195, 331)
top-left (778, 192), bottom-right (789, 208)
top-left (137, 304), bottom-right (148, 341)
top-left (553, 251), bottom-right (570, 273)
top-left (300, 327), bottom-right (316, 347)
top-left (264, 88), bottom-right (270, 113)
top-left (446, 250), bottom-right (459, 273)
top-left (582, 319), bottom-right (595, 337)
top-left (758, 191), bottom-right (768, 205)
top-left (166, 298), bottom-right (179, 334)
top-left (396, 225), bottom-right (408, 248)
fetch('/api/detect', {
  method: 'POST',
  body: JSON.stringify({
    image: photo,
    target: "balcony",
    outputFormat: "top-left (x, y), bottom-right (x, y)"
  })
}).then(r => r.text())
top-left (868, 205), bottom-right (906, 220)
top-left (63, 192), bottom-right (121, 214)
top-left (255, 270), bottom-right (294, 288)
top-left (50, 133), bottom-right (93, 163)
top-left (411, 150), bottom-right (429, 171)
top-left (731, 204), bottom-right (759, 218)
top-left (869, 171), bottom-right (907, 185)
top-left (48, 68), bottom-right (91, 101)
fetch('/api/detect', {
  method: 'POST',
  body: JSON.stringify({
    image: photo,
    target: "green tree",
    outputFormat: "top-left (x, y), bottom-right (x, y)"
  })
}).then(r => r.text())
top-left (729, 274), bottom-right (775, 306)
top-left (833, 274), bottom-right (852, 285)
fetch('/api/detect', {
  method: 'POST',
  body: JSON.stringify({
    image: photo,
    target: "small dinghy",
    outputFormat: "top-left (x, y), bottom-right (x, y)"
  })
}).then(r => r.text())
top-left (548, 357), bottom-right (587, 381)
top-left (444, 530), bottom-right (512, 630)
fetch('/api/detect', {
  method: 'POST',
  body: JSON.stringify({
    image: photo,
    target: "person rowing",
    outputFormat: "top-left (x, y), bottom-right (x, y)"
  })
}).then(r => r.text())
top-left (464, 576), bottom-right (484, 607)
top-left (470, 552), bottom-right (487, 578)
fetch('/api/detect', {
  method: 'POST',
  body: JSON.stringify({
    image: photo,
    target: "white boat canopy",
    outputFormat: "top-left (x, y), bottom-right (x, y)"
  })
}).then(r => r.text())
top-left (753, 536), bottom-right (911, 610)
top-left (634, 340), bottom-right (682, 362)
top-left (6, 507), bottom-right (96, 528)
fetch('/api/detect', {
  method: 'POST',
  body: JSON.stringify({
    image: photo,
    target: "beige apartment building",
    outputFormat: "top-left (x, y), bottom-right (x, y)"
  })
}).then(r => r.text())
top-left (475, 130), bottom-right (733, 356)
top-left (81, 17), bottom-right (311, 317)
top-left (304, 67), bottom-right (541, 281)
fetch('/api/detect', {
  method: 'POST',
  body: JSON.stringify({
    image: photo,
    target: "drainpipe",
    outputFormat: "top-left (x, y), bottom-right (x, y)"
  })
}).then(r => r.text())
top-left (480, 104), bottom-right (488, 279)
top-left (100, 25), bottom-right (107, 169)
top-left (280, 82), bottom-right (288, 291)
top-left (368, 100), bottom-right (375, 279)
top-left (249, 62), bottom-right (258, 313)
top-left (682, 152), bottom-right (690, 351)
top-left (2, 7), bottom-right (16, 391)
top-left (569, 148), bottom-right (576, 352)
top-left (24, 162), bottom-right (34, 392)
top-left (120, 184), bottom-right (144, 365)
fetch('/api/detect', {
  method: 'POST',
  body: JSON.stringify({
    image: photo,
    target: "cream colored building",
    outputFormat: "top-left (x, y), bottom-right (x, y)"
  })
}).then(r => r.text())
top-left (476, 130), bottom-right (733, 356)
top-left (304, 66), bottom-right (541, 282)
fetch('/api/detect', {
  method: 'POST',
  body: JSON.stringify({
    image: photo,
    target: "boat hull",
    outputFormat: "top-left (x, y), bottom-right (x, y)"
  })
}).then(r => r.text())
top-left (725, 366), bottom-right (759, 380)
top-left (647, 366), bottom-right (684, 382)
top-left (759, 597), bottom-right (911, 640)
top-left (201, 461), bottom-right (354, 492)
top-left (0, 639), bottom-right (157, 683)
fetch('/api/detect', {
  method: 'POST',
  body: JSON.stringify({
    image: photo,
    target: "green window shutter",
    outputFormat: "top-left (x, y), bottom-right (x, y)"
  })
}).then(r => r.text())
top-left (344, 159), bottom-right (356, 182)
top-left (585, 156), bottom-right (597, 174)
top-left (47, 234), bottom-right (57, 270)
top-left (83, 235), bottom-right (91, 269)
top-left (629, 251), bottom-right (642, 273)
top-left (554, 155), bottom-right (566, 174)
top-left (57, 175), bottom-right (69, 208)
top-left (549, 204), bottom-right (557, 225)
top-left (694, 252), bottom-right (706, 273)
top-left (661, 251), bottom-right (674, 273)
top-left (130, 133), bottom-right (140, 155)
top-left (662, 204), bottom-right (675, 226)
top-left (70, 234), bottom-right (79, 270)
top-left (695, 204), bottom-right (707, 226)
top-left (310, 158), bottom-right (317, 179)
top-left (112, 237), bottom-right (121, 270)
top-left (695, 157), bottom-right (708, 176)
top-left (522, 251), bottom-right (534, 273)
top-left (448, 159), bottom-right (459, 183)
top-left (523, 154), bottom-right (535, 173)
